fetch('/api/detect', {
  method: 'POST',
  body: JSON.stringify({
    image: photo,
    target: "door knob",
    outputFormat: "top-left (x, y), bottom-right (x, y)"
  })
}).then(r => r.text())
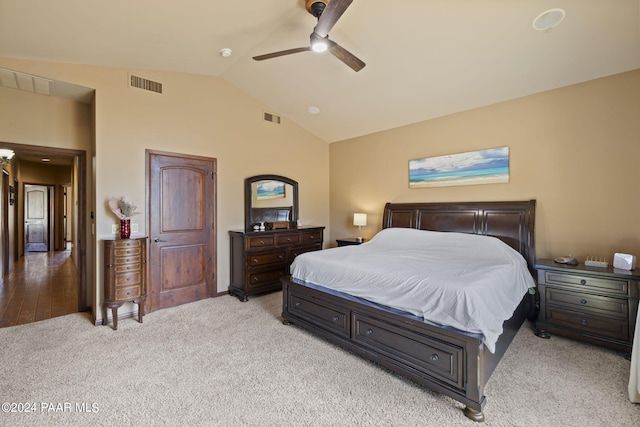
top-left (154, 238), bottom-right (167, 243)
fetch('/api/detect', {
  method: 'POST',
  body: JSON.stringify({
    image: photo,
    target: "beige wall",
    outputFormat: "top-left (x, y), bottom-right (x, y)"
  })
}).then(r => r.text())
top-left (330, 69), bottom-right (640, 262)
top-left (0, 57), bottom-right (330, 322)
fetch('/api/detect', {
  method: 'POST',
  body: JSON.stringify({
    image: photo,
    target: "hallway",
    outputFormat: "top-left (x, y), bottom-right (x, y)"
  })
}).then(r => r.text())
top-left (0, 249), bottom-right (79, 328)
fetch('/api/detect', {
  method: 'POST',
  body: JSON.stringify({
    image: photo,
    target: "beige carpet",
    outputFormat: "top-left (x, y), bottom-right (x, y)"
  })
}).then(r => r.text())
top-left (1, 291), bottom-right (638, 426)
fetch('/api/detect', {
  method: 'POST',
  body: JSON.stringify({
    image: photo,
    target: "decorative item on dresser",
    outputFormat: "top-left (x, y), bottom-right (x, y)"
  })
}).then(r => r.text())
top-left (534, 258), bottom-right (640, 355)
top-left (229, 227), bottom-right (324, 302)
top-left (102, 237), bottom-right (147, 330)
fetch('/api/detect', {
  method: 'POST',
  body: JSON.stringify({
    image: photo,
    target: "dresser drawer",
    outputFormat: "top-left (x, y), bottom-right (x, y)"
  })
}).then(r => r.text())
top-left (289, 244), bottom-right (322, 262)
top-left (545, 288), bottom-right (627, 319)
top-left (288, 292), bottom-right (349, 337)
top-left (114, 246), bottom-right (141, 257)
top-left (301, 230), bottom-right (323, 244)
top-left (542, 271), bottom-right (629, 296)
top-left (115, 285), bottom-right (141, 300)
top-left (248, 236), bottom-right (275, 249)
top-left (546, 307), bottom-right (628, 341)
top-left (353, 313), bottom-right (464, 388)
top-left (248, 250), bottom-right (286, 267)
top-left (114, 263), bottom-right (142, 273)
top-left (115, 272), bottom-right (142, 287)
top-left (248, 268), bottom-right (287, 288)
top-left (114, 255), bottom-right (142, 265)
top-left (277, 233), bottom-right (300, 246)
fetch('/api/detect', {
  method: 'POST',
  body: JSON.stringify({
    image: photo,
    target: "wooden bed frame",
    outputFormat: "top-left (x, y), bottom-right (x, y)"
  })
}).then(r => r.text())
top-left (281, 200), bottom-right (536, 422)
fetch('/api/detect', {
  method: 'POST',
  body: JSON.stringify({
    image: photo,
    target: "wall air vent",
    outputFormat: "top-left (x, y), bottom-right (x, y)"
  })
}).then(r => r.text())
top-left (263, 112), bottom-right (281, 124)
top-left (129, 74), bottom-right (163, 94)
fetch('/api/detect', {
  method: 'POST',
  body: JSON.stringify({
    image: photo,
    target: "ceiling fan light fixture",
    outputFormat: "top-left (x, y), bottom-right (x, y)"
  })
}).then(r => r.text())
top-left (310, 33), bottom-right (329, 52)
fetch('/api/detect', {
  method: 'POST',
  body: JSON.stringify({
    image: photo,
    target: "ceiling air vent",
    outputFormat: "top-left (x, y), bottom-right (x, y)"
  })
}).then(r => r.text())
top-left (263, 112), bottom-right (281, 124)
top-left (129, 74), bottom-right (163, 94)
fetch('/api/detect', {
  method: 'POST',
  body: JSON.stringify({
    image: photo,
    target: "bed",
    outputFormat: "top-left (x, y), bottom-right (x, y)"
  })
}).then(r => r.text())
top-left (280, 200), bottom-right (536, 422)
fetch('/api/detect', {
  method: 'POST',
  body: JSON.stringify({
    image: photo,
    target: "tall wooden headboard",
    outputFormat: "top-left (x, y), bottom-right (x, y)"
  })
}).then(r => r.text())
top-left (382, 200), bottom-right (536, 274)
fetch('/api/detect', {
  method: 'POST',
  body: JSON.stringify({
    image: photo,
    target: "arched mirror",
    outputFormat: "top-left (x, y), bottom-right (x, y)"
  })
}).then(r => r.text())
top-left (245, 175), bottom-right (298, 232)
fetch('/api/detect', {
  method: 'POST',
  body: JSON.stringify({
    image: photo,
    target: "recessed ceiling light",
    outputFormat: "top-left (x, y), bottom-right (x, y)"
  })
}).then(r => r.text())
top-left (219, 48), bottom-right (232, 57)
top-left (533, 8), bottom-right (566, 32)
top-left (307, 106), bottom-right (320, 115)
top-left (41, 158), bottom-right (50, 162)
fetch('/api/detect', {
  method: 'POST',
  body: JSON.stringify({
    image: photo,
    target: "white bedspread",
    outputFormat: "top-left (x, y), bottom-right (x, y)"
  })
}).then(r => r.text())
top-left (290, 227), bottom-right (535, 353)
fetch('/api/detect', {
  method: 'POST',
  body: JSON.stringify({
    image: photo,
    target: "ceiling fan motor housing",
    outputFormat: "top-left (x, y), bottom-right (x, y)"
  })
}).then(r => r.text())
top-left (305, 0), bottom-right (328, 18)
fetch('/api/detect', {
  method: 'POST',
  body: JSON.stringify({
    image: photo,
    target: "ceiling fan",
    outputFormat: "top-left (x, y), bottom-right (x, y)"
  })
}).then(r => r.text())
top-left (253, 0), bottom-right (365, 72)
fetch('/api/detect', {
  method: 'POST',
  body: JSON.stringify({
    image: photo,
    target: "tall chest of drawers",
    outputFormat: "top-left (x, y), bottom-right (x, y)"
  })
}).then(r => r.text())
top-left (102, 237), bottom-right (147, 330)
top-left (534, 258), bottom-right (639, 353)
top-left (229, 226), bottom-right (324, 301)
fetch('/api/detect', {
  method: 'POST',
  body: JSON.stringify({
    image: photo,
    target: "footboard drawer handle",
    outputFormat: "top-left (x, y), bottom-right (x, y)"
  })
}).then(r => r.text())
top-left (295, 301), bottom-right (301, 307)
top-left (332, 316), bottom-right (339, 322)
top-left (580, 318), bottom-right (588, 326)
top-left (430, 354), bottom-right (439, 362)
top-left (580, 299), bottom-right (587, 305)
top-left (366, 328), bottom-right (373, 335)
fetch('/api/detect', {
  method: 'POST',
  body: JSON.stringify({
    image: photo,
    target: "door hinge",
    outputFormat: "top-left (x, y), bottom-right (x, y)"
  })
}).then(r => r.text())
top-left (210, 171), bottom-right (215, 180)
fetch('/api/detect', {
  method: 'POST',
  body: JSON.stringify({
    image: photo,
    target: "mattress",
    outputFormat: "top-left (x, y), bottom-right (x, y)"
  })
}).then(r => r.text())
top-left (290, 227), bottom-right (535, 353)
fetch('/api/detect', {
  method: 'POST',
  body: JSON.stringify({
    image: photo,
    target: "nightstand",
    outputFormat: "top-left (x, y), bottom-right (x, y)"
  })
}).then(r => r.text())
top-left (534, 258), bottom-right (639, 354)
top-left (336, 238), bottom-right (366, 247)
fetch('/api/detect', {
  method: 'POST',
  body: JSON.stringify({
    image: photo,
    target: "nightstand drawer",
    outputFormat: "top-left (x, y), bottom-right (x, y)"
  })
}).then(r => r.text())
top-left (545, 288), bottom-right (627, 318)
top-left (546, 307), bottom-right (628, 341)
top-left (542, 271), bottom-right (629, 296)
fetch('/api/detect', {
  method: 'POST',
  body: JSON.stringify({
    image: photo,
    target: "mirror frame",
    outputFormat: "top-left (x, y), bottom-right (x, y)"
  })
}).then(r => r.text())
top-left (245, 174), bottom-right (298, 232)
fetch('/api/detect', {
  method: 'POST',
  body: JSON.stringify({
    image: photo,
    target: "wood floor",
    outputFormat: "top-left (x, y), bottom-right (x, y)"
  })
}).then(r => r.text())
top-left (0, 249), bottom-right (79, 328)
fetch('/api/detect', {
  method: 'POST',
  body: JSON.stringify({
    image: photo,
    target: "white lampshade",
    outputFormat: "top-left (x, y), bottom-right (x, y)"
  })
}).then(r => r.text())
top-left (353, 213), bottom-right (367, 227)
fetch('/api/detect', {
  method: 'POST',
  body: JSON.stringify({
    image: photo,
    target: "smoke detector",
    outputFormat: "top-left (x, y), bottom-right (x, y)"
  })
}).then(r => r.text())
top-left (533, 8), bottom-right (566, 32)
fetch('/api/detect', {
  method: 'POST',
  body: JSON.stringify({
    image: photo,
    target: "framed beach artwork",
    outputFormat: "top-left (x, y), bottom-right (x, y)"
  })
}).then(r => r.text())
top-left (409, 147), bottom-right (509, 188)
top-left (256, 180), bottom-right (286, 200)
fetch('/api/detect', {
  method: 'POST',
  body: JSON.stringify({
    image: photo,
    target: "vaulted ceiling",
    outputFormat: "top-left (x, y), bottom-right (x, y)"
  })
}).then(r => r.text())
top-left (1, 0), bottom-right (639, 143)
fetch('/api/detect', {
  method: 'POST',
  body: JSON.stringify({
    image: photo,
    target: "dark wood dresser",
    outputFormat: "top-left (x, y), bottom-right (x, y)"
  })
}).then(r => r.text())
top-left (102, 237), bottom-right (147, 330)
top-left (229, 226), bottom-right (324, 301)
top-left (535, 258), bottom-right (639, 353)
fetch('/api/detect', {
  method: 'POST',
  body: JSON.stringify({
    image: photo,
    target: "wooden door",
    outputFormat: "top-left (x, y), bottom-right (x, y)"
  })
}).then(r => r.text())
top-left (147, 150), bottom-right (216, 312)
top-left (24, 184), bottom-right (49, 252)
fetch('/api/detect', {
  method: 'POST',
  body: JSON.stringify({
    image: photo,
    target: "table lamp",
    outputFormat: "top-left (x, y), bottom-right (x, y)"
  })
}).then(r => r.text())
top-left (353, 213), bottom-right (367, 242)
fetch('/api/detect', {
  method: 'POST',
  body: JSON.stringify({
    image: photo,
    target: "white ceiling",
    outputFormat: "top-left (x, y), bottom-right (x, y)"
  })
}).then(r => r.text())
top-left (1, 0), bottom-right (639, 143)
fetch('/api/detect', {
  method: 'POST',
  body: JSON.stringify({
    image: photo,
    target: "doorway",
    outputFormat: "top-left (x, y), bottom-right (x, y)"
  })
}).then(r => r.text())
top-left (0, 142), bottom-right (87, 326)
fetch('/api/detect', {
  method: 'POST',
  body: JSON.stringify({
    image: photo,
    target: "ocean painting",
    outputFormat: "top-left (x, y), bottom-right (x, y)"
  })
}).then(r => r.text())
top-left (409, 147), bottom-right (509, 188)
top-left (256, 180), bottom-right (286, 199)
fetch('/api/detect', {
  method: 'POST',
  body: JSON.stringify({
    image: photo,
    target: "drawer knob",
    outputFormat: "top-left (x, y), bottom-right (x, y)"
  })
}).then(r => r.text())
top-left (287, 237), bottom-right (292, 242)
top-left (332, 316), bottom-right (339, 322)
top-left (253, 258), bottom-right (259, 263)
top-left (580, 318), bottom-right (588, 326)
top-left (252, 277), bottom-right (259, 282)
top-left (295, 301), bottom-right (301, 307)
top-left (366, 328), bottom-right (373, 335)
top-left (279, 255), bottom-right (284, 260)
top-left (580, 279), bottom-right (587, 285)
top-left (259, 240), bottom-right (265, 245)
top-left (430, 354), bottom-right (439, 362)
top-left (580, 299), bottom-right (587, 305)
top-left (309, 235), bottom-right (315, 239)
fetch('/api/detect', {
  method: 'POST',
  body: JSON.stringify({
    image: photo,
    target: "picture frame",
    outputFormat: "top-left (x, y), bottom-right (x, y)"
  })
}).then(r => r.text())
top-left (409, 147), bottom-right (509, 188)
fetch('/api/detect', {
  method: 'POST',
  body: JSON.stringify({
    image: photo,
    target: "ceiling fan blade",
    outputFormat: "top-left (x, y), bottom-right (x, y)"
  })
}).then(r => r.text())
top-left (329, 43), bottom-right (366, 72)
top-left (313, 0), bottom-right (353, 38)
top-left (253, 47), bottom-right (311, 61)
